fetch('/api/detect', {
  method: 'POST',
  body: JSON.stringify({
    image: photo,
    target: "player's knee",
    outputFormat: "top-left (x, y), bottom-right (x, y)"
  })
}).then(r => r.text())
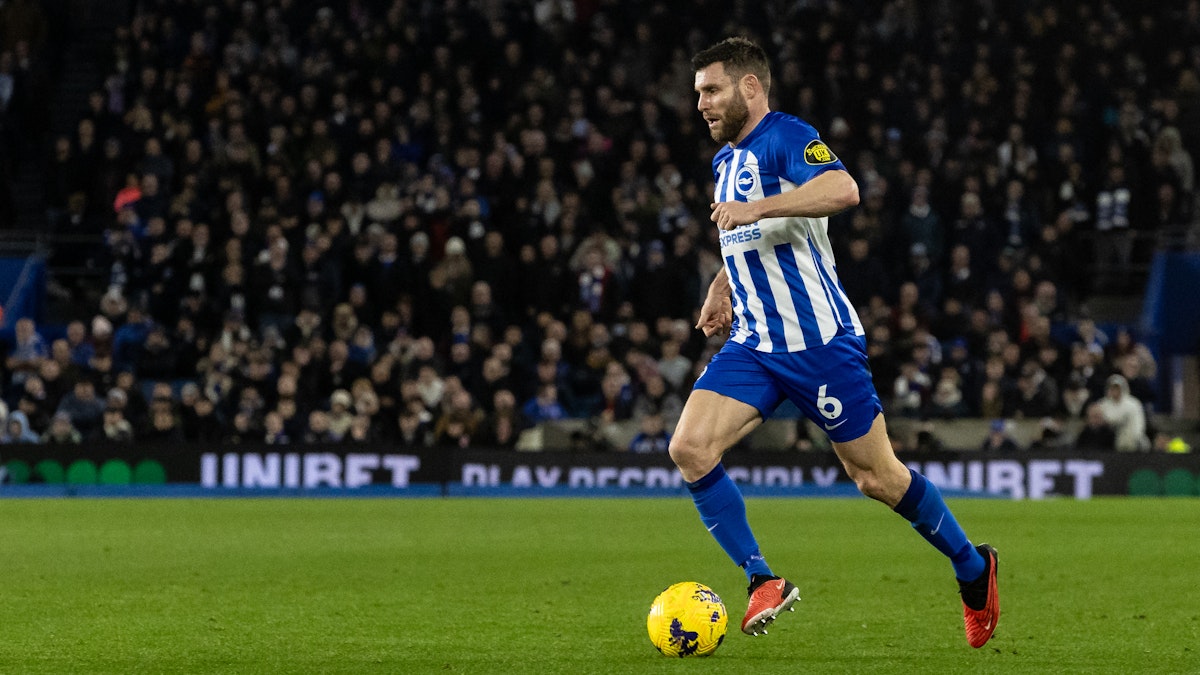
top-left (668, 432), bottom-right (716, 477)
top-left (850, 469), bottom-right (885, 501)
top-left (844, 466), bottom-right (892, 502)
top-left (847, 464), bottom-right (908, 504)
top-left (667, 432), bottom-right (699, 467)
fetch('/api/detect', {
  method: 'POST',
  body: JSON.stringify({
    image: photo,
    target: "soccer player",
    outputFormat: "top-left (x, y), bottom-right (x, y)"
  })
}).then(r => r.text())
top-left (670, 37), bottom-right (1000, 648)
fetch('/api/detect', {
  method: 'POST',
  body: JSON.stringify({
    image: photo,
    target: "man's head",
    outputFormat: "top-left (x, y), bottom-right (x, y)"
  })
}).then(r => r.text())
top-left (15, 317), bottom-right (34, 342)
top-left (74, 378), bottom-right (96, 400)
top-left (693, 37), bottom-right (771, 145)
top-left (692, 37), bottom-right (772, 96)
top-left (1105, 374), bottom-right (1128, 401)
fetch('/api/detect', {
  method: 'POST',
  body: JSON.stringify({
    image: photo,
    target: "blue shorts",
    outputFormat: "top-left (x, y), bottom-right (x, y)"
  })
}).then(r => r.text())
top-left (693, 335), bottom-right (882, 443)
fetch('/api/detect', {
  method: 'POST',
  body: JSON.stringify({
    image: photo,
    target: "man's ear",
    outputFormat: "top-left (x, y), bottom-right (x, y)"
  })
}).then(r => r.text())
top-left (740, 73), bottom-right (762, 100)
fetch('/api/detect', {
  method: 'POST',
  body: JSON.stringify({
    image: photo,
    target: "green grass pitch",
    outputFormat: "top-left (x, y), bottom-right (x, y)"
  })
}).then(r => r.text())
top-left (0, 497), bottom-right (1196, 674)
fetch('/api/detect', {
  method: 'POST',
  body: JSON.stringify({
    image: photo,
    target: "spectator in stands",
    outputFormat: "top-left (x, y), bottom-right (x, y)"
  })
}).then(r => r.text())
top-left (522, 383), bottom-right (567, 425)
top-left (631, 371), bottom-right (682, 422)
top-left (352, 389), bottom-right (382, 435)
top-left (1029, 418), bottom-right (1066, 452)
top-left (55, 378), bottom-right (105, 438)
top-left (41, 411), bottom-right (81, 444)
top-left (942, 244), bottom-right (983, 310)
top-left (94, 404), bottom-right (134, 443)
top-left (981, 419), bottom-right (1021, 453)
top-left (15, 371), bottom-right (46, 412)
top-left (47, 339), bottom-right (81, 388)
top-left (629, 411), bottom-right (671, 454)
top-left (17, 0), bottom-right (1192, 452)
top-left (435, 387), bottom-right (483, 442)
top-left (139, 401), bottom-right (183, 444)
top-left (2, 409), bottom-right (39, 443)
top-left (433, 237), bottom-right (475, 309)
top-left (1060, 373), bottom-right (1092, 420)
top-left (900, 186), bottom-right (943, 266)
top-left (573, 243), bottom-right (619, 320)
top-left (631, 240), bottom-right (686, 322)
top-left (395, 409), bottom-right (433, 449)
top-left (1093, 163), bottom-right (1135, 292)
top-left (434, 410), bottom-right (476, 449)
top-left (1012, 362), bottom-right (1058, 420)
top-left (13, 388), bottom-right (47, 434)
top-left (591, 366), bottom-right (634, 424)
top-left (4, 317), bottom-right (47, 389)
top-left (656, 334), bottom-right (693, 393)
top-left (472, 354), bottom-right (512, 413)
top-left (468, 280), bottom-right (508, 337)
top-left (1115, 350), bottom-right (1157, 415)
top-left (343, 412), bottom-right (377, 444)
top-left (139, 389), bottom-right (184, 444)
top-left (905, 243), bottom-right (944, 312)
top-left (275, 397), bottom-right (305, 441)
top-left (997, 124), bottom-right (1038, 183)
top-left (263, 411), bottom-right (290, 445)
top-left (63, 320), bottom-right (94, 368)
top-left (520, 236), bottom-right (572, 320)
top-left (112, 303), bottom-right (155, 373)
top-left (927, 368), bottom-right (969, 420)
top-left (136, 325), bottom-right (179, 379)
top-left (891, 360), bottom-right (931, 418)
top-left (1073, 404), bottom-right (1117, 452)
top-left (252, 239), bottom-right (301, 336)
top-left (327, 389), bottom-right (355, 440)
top-left (302, 410), bottom-right (337, 444)
top-left (837, 237), bottom-right (890, 309)
top-left (912, 424), bottom-right (947, 453)
top-left (444, 340), bottom-right (475, 394)
top-left (226, 409), bottom-right (261, 445)
top-left (110, 368), bottom-right (146, 428)
top-left (1097, 374), bottom-right (1150, 452)
top-left (1149, 128), bottom-right (1193, 238)
top-left (476, 389), bottom-right (522, 450)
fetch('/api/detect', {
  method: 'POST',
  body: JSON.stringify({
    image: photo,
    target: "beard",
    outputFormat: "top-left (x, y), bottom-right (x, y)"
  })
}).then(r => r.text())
top-left (709, 91), bottom-right (750, 145)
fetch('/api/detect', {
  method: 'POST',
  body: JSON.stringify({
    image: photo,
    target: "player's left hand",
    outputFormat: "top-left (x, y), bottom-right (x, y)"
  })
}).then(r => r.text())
top-left (710, 201), bottom-right (760, 231)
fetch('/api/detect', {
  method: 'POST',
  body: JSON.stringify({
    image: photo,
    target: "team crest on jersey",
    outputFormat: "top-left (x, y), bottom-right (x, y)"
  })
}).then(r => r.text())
top-left (804, 140), bottom-right (837, 165)
top-left (734, 165), bottom-right (759, 196)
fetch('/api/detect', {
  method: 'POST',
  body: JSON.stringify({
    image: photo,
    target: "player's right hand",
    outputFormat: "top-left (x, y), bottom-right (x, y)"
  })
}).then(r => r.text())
top-left (695, 295), bottom-right (732, 337)
top-left (710, 200), bottom-right (760, 231)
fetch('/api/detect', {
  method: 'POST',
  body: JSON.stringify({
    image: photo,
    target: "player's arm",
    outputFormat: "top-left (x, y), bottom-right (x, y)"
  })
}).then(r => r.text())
top-left (709, 169), bottom-right (859, 231)
top-left (695, 268), bottom-right (733, 337)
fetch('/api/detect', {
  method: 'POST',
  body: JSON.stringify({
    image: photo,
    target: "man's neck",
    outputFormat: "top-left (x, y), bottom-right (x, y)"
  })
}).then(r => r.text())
top-left (730, 108), bottom-right (770, 147)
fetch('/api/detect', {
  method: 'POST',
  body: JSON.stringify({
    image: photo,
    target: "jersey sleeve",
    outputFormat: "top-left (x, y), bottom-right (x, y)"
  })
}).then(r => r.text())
top-left (773, 117), bottom-right (846, 186)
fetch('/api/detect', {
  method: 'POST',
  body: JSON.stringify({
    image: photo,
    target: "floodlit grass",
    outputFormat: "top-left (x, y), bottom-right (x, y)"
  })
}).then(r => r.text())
top-left (0, 497), bottom-right (1196, 673)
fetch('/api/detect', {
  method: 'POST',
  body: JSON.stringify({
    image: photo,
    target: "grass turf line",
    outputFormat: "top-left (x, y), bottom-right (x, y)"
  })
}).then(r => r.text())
top-left (0, 497), bottom-right (1196, 674)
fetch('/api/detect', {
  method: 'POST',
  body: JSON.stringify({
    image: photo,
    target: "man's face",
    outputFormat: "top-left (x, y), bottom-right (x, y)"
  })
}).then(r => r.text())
top-left (695, 63), bottom-right (750, 146)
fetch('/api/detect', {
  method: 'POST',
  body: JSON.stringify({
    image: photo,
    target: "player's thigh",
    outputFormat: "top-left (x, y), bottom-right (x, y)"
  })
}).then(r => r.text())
top-left (670, 389), bottom-right (762, 481)
top-left (674, 388), bottom-right (763, 453)
top-left (672, 344), bottom-right (777, 479)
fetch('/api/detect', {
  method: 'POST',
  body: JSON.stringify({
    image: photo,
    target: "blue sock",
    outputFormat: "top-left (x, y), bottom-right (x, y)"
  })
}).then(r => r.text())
top-left (687, 463), bottom-right (772, 582)
top-left (893, 468), bottom-right (986, 582)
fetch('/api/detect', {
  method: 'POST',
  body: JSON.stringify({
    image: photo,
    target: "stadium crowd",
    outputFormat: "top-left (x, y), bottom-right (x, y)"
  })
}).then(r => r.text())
top-left (2, 0), bottom-right (1198, 452)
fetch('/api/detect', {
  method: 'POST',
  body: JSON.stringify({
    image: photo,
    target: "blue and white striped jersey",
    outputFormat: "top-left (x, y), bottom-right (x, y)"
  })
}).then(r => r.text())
top-left (712, 111), bottom-right (864, 353)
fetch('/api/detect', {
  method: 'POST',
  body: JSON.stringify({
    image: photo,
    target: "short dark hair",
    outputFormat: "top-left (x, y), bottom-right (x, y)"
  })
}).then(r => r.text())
top-left (692, 37), bottom-right (771, 95)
